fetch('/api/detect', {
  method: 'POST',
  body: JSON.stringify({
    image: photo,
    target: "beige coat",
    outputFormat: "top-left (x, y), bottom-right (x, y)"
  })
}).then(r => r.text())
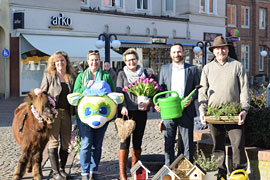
top-left (40, 71), bottom-right (75, 114)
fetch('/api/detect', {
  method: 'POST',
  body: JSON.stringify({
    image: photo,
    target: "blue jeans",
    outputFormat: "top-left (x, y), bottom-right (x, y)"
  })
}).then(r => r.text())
top-left (77, 118), bottom-right (108, 175)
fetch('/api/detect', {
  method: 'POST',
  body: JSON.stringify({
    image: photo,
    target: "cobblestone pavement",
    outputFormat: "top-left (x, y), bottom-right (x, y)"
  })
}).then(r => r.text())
top-left (0, 97), bottom-right (164, 180)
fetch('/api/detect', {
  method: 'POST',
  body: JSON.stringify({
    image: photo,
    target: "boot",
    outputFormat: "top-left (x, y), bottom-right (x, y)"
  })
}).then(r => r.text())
top-left (59, 149), bottom-right (71, 179)
top-left (131, 149), bottom-right (141, 168)
top-left (48, 148), bottom-right (65, 180)
top-left (118, 149), bottom-right (129, 180)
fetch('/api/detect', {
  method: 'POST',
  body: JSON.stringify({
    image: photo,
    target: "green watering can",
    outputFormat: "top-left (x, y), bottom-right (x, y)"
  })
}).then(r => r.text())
top-left (153, 85), bottom-right (202, 120)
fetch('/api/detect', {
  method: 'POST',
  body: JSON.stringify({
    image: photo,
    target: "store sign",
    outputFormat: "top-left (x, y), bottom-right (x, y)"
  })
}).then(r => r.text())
top-left (51, 13), bottom-right (72, 27)
top-left (13, 12), bottom-right (24, 29)
top-left (152, 38), bottom-right (167, 44)
top-left (204, 32), bottom-right (222, 41)
top-left (227, 36), bottom-right (240, 42)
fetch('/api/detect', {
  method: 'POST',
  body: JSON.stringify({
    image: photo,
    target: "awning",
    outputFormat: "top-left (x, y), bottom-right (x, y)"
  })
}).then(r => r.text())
top-left (22, 34), bottom-right (123, 62)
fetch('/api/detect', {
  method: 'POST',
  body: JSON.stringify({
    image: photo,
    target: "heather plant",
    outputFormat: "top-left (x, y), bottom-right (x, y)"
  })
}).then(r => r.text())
top-left (193, 143), bottom-right (219, 172)
top-left (205, 103), bottom-right (241, 119)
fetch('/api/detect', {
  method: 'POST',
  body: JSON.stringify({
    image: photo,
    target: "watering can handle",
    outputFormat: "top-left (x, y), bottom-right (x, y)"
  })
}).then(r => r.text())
top-left (230, 169), bottom-right (247, 178)
top-left (153, 91), bottom-right (179, 106)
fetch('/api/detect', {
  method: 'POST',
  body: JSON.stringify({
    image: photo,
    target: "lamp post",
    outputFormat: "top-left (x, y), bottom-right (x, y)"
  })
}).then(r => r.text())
top-left (193, 41), bottom-right (211, 68)
top-left (260, 46), bottom-right (270, 80)
top-left (95, 33), bottom-right (121, 63)
top-left (260, 46), bottom-right (270, 107)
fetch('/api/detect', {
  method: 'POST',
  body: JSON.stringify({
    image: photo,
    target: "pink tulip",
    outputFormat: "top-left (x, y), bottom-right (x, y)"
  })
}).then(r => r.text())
top-left (154, 85), bottom-right (159, 89)
top-left (122, 88), bottom-right (127, 92)
top-left (128, 84), bottom-right (133, 88)
top-left (144, 79), bottom-right (149, 84)
top-left (149, 78), bottom-right (154, 82)
top-left (138, 78), bottom-right (143, 82)
top-left (135, 82), bottom-right (138, 86)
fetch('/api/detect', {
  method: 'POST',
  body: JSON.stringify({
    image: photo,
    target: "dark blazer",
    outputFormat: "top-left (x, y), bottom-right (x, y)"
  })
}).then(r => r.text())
top-left (158, 63), bottom-right (200, 119)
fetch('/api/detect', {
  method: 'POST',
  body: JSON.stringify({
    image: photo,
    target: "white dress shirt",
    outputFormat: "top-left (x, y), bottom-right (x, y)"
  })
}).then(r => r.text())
top-left (171, 63), bottom-right (185, 98)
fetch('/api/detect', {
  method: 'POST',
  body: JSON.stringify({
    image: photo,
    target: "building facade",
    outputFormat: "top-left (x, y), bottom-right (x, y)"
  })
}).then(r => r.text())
top-left (3, 0), bottom-right (226, 97)
top-left (0, 0), bottom-right (10, 99)
top-left (226, 0), bottom-right (270, 82)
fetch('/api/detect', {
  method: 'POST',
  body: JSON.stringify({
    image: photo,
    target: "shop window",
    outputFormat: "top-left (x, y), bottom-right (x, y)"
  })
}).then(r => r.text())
top-left (259, 8), bottom-right (266, 29)
top-left (137, 0), bottom-right (148, 10)
top-left (21, 50), bottom-right (49, 95)
top-left (103, 0), bottom-right (122, 8)
top-left (227, 4), bottom-right (237, 27)
top-left (241, 6), bottom-right (250, 28)
top-left (241, 44), bottom-right (250, 72)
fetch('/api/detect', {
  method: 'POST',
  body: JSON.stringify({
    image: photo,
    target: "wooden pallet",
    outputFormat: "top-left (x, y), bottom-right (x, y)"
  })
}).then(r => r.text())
top-left (205, 116), bottom-right (239, 124)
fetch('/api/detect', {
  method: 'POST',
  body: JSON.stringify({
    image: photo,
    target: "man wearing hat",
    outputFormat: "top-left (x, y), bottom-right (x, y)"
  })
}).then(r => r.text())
top-left (198, 36), bottom-right (250, 180)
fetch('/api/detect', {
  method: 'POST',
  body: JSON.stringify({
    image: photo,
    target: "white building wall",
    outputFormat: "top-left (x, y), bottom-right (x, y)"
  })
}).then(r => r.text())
top-left (11, 6), bottom-right (189, 40)
top-left (10, 0), bottom-right (226, 42)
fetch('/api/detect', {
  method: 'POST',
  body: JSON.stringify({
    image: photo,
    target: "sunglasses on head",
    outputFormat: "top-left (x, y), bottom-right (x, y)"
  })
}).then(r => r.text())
top-left (88, 50), bottom-right (99, 53)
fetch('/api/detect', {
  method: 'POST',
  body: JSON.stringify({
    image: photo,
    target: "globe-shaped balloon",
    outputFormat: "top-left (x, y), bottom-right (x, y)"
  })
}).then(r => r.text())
top-left (230, 29), bottom-right (239, 36)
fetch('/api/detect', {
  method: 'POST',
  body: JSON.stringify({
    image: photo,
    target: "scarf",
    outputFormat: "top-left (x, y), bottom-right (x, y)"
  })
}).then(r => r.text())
top-left (81, 67), bottom-right (102, 87)
top-left (123, 65), bottom-right (146, 84)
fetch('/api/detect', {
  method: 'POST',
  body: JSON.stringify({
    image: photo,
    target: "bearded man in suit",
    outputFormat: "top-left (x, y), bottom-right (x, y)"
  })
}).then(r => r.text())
top-left (156, 43), bottom-right (200, 165)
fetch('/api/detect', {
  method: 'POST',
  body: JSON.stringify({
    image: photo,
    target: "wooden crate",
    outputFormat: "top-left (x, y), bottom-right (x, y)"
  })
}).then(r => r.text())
top-left (205, 116), bottom-right (239, 124)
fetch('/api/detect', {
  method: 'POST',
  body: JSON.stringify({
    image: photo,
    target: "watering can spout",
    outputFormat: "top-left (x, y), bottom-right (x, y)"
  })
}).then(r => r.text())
top-left (180, 85), bottom-right (202, 110)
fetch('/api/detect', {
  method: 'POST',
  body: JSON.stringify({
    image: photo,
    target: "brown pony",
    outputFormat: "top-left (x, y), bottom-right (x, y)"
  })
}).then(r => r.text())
top-left (12, 89), bottom-right (57, 180)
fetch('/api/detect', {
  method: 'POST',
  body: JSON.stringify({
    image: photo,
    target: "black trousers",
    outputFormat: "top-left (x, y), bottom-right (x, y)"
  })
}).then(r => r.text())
top-left (119, 110), bottom-right (147, 150)
top-left (210, 124), bottom-right (247, 175)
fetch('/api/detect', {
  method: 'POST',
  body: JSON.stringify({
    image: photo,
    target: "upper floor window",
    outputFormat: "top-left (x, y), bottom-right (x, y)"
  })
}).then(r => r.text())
top-left (200, 0), bottom-right (215, 14)
top-left (165, 0), bottom-right (173, 11)
top-left (227, 4), bottom-right (237, 27)
top-left (241, 6), bottom-right (250, 28)
top-left (259, 8), bottom-right (266, 29)
top-left (137, 0), bottom-right (148, 10)
top-left (241, 44), bottom-right (250, 72)
top-left (103, 0), bottom-right (122, 8)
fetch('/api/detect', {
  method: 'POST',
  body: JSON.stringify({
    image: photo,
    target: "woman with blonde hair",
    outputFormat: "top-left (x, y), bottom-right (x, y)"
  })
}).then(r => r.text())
top-left (73, 50), bottom-right (114, 180)
top-left (41, 51), bottom-right (75, 180)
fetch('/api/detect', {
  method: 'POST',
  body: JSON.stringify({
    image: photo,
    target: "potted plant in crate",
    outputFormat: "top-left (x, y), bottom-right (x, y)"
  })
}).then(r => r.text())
top-left (205, 103), bottom-right (241, 124)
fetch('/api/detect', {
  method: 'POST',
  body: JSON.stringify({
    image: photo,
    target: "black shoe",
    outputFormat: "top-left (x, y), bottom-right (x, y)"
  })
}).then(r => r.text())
top-left (217, 174), bottom-right (227, 180)
top-left (90, 173), bottom-right (98, 180)
top-left (60, 169), bottom-right (72, 179)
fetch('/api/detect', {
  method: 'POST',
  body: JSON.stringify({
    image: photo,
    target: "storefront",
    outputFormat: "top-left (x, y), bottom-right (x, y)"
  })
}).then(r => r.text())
top-left (19, 34), bottom-right (122, 95)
